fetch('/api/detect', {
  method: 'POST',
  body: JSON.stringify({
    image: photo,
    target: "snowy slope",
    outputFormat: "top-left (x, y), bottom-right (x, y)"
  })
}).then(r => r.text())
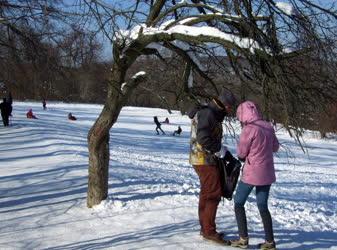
top-left (0, 101), bottom-right (336, 250)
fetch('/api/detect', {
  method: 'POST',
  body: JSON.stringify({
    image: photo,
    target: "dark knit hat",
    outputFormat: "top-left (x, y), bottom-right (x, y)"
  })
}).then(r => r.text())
top-left (217, 89), bottom-right (237, 107)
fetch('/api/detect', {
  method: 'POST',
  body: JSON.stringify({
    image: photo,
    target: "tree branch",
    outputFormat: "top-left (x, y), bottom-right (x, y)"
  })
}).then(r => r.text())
top-left (163, 41), bottom-right (219, 95)
top-left (146, 0), bottom-right (166, 27)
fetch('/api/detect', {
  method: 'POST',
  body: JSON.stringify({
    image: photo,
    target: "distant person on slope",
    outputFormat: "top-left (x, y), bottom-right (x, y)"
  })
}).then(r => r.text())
top-left (68, 112), bottom-right (77, 121)
top-left (172, 126), bottom-right (182, 136)
top-left (7, 92), bottom-right (13, 116)
top-left (189, 89), bottom-right (237, 246)
top-left (162, 117), bottom-right (169, 124)
top-left (42, 99), bottom-right (47, 110)
top-left (229, 101), bottom-right (279, 250)
top-left (0, 98), bottom-right (11, 126)
top-left (154, 116), bottom-right (165, 135)
top-left (26, 109), bottom-right (38, 119)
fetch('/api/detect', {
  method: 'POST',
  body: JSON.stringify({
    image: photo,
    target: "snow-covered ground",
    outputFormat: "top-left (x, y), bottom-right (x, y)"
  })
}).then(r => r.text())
top-left (0, 101), bottom-right (336, 250)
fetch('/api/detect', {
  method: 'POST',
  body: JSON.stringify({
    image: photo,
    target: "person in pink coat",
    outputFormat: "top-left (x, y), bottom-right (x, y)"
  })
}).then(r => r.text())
top-left (230, 101), bottom-right (279, 250)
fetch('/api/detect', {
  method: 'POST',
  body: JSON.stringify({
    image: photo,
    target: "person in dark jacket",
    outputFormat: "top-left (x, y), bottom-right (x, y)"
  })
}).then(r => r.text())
top-left (189, 89), bottom-right (237, 245)
top-left (68, 112), bottom-right (77, 121)
top-left (154, 116), bottom-right (165, 135)
top-left (7, 92), bottom-right (13, 116)
top-left (42, 99), bottom-right (47, 110)
top-left (0, 98), bottom-right (11, 126)
top-left (172, 126), bottom-right (182, 136)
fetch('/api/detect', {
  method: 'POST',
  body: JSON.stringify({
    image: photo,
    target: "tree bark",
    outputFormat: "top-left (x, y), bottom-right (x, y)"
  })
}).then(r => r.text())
top-left (87, 61), bottom-right (126, 208)
top-left (87, 102), bottom-right (122, 207)
top-left (87, 106), bottom-right (112, 208)
top-left (87, 45), bottom-right (146, 207)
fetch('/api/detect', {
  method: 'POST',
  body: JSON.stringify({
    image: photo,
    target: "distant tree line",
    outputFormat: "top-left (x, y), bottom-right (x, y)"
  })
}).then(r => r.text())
top-left (2, 38), bottom-right (336, 136)
top-left (0, 25), bottom-right (107, 102)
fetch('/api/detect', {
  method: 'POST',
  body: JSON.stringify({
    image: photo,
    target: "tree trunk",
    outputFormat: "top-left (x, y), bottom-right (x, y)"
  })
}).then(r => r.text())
top-left (87, 63), bottom-right (126, 208)
top-left (87, 106), bottom-right (112, 208)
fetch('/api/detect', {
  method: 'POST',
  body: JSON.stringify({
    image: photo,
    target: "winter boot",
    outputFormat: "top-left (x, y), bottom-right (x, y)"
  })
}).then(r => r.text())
top-left (258, 241), bottom-right (276, 250)
top-left (203, 232), bottom-right (230, 246)
top-left (200, 230), bottom-right (225, 237)
top-left (230, 237), bottom-right (249, 249)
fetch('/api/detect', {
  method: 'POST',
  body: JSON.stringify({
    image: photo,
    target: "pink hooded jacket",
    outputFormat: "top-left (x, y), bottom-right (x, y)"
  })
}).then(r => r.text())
top-left (236, 101), bottom-right (279, 186)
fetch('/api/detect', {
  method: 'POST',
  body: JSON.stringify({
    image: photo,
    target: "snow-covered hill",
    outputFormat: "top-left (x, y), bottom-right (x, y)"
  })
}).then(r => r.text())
top-left (0, 101), bottom-right (336, 249)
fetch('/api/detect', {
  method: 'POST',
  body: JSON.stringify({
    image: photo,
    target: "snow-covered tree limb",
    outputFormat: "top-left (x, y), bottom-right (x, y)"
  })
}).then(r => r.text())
top-left (136, 25), bottom-right (262, 54)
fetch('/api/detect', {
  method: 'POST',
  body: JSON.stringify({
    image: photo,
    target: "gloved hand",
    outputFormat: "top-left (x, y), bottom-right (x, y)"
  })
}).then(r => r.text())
top-left (214, 145), bottom-right (227, 158)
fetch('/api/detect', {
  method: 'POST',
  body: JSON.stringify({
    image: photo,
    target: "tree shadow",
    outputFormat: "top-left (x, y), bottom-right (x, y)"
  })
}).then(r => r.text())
top-left (46, 220), bottom-right (200, 250)
top-left (275, 229), bottom-right (337, 250)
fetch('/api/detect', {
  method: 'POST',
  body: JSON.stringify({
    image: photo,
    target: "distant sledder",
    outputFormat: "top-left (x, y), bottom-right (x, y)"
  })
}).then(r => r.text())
top-left (26, 109), bottom-right (38, 119)
top-left (172, 126), bottom-right (182, 136)
top-left (68, 112), bottom-right (77, 121)
top-left (161, 117), bottom-right (169, 124)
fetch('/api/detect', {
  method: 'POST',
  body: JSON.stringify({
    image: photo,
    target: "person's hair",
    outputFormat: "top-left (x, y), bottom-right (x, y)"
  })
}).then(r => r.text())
top-left (217, 89), bottom-right (237, 107)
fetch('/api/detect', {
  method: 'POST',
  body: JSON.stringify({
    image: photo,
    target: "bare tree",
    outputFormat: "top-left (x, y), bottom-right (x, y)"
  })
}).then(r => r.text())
top-left (82, 0), bottom-right (337, 207)
top-left (0, 0), bottom-right (106, 100)
top-left (2, 0), bottom-right (335, 207)
top-left (0, 1), bottom-right (68, 96)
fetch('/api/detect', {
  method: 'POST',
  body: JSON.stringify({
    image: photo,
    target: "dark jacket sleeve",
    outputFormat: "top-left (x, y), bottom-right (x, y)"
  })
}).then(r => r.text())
top-left (196, 108), bottom-right (221, 153)
top-left (187, 104), bottom-right (200, 119)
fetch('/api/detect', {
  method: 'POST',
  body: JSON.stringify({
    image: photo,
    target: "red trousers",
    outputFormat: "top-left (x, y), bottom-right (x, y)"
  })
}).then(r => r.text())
top-left (194, 165), bottom-right (222, 236)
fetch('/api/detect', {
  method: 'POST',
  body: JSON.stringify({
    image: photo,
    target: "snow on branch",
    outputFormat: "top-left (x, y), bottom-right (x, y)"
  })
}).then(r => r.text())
top-left (121, 71), bottom-right (147, 94)
top-left (121, 82), bottom-right (128, 93)
top-left (167, 25), bottom-right (261, 52)
top-left (132, 71), bottom-right (146, 79)
top-left (116, 23), bottom-right (262, 53)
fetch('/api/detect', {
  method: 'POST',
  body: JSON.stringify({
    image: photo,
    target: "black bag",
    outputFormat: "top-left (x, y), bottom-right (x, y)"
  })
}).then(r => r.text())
top-left (217, 157), bottom-right (242, 200)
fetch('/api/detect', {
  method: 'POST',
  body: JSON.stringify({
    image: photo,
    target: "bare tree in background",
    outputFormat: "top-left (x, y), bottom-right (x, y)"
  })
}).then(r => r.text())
top-left (0, 0), bottom-right (71, 64)
top-left (0, 0), bottom-right (104, 100)
top-left (82, 0), bottom-right (337, 207)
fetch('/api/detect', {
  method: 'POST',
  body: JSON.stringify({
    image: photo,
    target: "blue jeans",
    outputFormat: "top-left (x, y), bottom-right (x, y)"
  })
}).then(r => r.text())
top-left (234, 181), bottom-right (274, 242)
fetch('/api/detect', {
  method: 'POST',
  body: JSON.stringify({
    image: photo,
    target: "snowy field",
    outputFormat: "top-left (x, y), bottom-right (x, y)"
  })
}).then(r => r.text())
top-left (0, 101), bottom-right (336, 250)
